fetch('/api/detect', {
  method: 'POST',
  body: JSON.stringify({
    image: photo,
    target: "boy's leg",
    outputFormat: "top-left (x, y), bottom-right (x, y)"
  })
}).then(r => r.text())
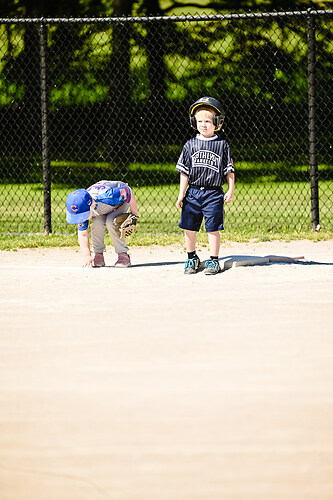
top-left (179, 189), bottom-right (202, 274)
top-left (202, 190), bottom-right (224, 275)
top-left (204, 231), bottom-right (221, 275)
top-left (184, 229), bottom-right (197, 252)
top-left (90, 215), bottom-right (107, 254)
top-left (184, 230), bottom-right (200, 274)
top-left (106, 208), bottom-right (129, 255)
top-left (208, 231), bottom-right (220, 257)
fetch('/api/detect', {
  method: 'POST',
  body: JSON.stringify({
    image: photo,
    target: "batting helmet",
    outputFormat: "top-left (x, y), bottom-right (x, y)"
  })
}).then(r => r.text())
top-left (189, 96), bottom-right (225, 131)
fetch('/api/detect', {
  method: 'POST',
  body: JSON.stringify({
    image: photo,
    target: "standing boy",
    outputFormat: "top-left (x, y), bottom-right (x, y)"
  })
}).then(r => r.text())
top-left (66, 180), bottom-right (138, 268)
top-left (176, 97), bottom-right (235, 275)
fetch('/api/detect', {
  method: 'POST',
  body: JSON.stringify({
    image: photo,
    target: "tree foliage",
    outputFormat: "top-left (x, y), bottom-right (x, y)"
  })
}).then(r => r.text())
top-left (0, 0), bottom-right (332, 154)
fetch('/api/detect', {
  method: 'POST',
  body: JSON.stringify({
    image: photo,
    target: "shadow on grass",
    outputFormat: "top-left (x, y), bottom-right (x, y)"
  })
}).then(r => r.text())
top-left (1, 156), bottom-right (333, 187)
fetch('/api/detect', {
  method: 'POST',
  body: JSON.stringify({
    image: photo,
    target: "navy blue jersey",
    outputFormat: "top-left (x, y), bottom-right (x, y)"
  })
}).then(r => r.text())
top-left (175, 135), bottom-right (234, 187)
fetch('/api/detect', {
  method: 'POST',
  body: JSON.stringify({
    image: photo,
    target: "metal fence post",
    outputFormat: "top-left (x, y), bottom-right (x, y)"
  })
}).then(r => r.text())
top-left (39, 21), bottom-right (52, 234)
top-left (307, 10), bottom-right (320, 232)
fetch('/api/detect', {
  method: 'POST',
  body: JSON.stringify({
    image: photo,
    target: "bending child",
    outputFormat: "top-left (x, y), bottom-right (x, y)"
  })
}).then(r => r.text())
top-left (66, 180), bottom-right (138, 268)
top-left (176, 97), bottom-right (235, 275)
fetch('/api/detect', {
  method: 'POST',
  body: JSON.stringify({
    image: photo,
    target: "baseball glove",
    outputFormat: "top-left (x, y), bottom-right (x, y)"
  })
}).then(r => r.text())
top-left (114, 213), bottom-right (139, 239)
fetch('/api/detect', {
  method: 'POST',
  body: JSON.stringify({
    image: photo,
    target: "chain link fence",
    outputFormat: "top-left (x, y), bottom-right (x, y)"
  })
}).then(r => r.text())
top-left (0, 10), bottom-right (332, 235)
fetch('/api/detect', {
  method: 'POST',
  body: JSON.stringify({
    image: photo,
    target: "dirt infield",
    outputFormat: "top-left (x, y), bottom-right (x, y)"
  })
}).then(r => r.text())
top-left (0, 240), bottom-right (333, 500)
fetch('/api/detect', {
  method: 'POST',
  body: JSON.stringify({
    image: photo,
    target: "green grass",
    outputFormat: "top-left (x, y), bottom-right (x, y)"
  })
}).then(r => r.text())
top-left (0, 178), bottom-right (332, 250)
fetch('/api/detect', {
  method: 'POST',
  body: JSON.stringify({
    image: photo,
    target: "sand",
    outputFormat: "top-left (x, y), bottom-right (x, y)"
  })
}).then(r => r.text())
top-left (0, 240), bottom-right (332, 499)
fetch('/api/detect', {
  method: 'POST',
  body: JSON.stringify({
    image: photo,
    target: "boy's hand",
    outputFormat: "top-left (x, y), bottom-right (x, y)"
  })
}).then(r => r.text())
top-left (225, 172), bottom-right (235, 204)
top-left (82, 254), bottom-right (93, 267)
top-left (114, 212), bottom-right (139, 238)
top-left (224, 190), bottom-right (234, 203)
top-left (176, 194), bottom-right (185, 209)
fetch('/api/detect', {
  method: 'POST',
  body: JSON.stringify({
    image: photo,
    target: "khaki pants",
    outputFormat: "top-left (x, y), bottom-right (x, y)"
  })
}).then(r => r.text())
top-left (90, 203), bottom-right (129, 255)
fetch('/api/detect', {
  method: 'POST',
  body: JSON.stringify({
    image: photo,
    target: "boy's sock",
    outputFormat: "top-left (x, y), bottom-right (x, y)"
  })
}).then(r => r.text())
top-left (188, 251), bottom-right (197, 259)
top-left (210, 256), bottom-right (219, 261)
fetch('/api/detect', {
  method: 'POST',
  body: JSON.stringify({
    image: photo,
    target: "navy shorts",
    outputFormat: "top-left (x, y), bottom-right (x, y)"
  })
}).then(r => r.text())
top-left (179, 186), bottom-right (225, 232)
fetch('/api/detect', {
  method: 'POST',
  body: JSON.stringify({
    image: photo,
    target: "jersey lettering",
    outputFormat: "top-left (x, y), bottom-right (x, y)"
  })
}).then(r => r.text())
top-left (192, 150), bottom-right (220, 172)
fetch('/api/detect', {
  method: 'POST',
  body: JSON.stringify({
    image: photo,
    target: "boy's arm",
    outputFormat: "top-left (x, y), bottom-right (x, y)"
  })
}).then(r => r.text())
top-left (78, 228), bottom-right (93, 267)
top-left (129, 188), bottom-right (138, 216)
top-left (224, 172), bottom-right (235, 204)
top-left (176, 173), bottom-right (189, 209)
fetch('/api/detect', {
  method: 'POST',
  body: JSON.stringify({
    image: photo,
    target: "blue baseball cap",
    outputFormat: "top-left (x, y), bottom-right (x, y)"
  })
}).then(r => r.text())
top-left (66, 189), bottom-right (93, 224)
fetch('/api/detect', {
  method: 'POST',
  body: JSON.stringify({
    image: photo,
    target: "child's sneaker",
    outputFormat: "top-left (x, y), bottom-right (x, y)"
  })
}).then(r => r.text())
top-left (93, 252), bottom-right (105, 267)
top-left (114, 252), bottom-right (131, 268)
top-left (184, 255), bottom-right (201, 274)
top-left (204, 259), bottom-right (221, 275)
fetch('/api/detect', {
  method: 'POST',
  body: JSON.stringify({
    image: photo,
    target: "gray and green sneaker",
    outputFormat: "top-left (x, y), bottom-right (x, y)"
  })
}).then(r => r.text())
top-left (184, 255), bottom-right (201, 274)
top-left (204, 259), bottom-right (221, 275)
